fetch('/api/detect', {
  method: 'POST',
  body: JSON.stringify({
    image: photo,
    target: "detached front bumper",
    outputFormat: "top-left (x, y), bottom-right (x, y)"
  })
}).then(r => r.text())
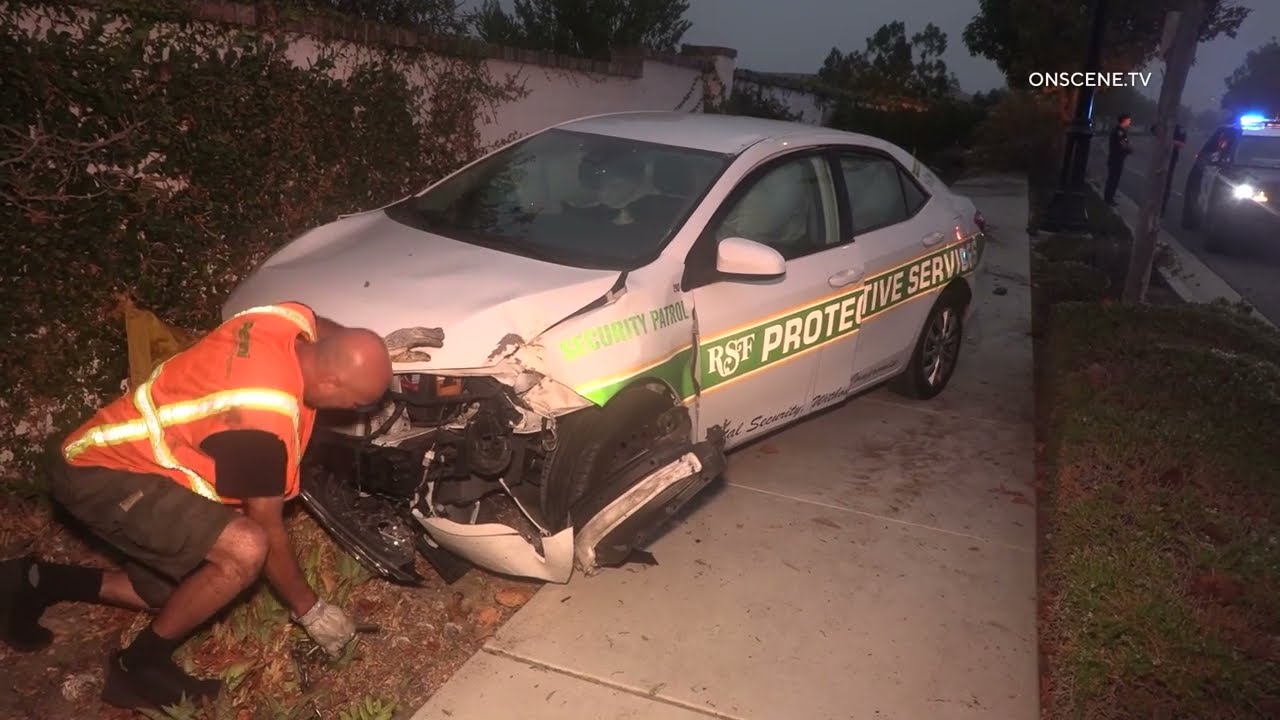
top-left (299, 415), bottom-right (728, 585)
top-left (414, 430), bottom-right (727, 583)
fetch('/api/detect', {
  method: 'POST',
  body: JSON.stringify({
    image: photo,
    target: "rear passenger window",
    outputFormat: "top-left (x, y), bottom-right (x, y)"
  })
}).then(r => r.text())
top-left (838, 154), bottom-right (909, 233)
top-left (899, 168), bottom-right (927, 215)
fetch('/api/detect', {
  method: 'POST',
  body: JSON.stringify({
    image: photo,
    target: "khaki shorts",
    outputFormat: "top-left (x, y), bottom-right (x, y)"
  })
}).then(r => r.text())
top-left (49, 457), bottom-right (236, 608)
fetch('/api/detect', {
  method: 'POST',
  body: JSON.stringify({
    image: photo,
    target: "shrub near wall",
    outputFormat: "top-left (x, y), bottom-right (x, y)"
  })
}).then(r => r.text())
top-left (0, 1), bottom-right (522, 493)
top-left (827, 96), bottom-right (988, 168)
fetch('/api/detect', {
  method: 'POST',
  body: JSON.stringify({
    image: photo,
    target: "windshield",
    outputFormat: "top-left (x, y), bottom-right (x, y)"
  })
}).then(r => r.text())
top-left (1234, 135), bottom-right (1280, 168)
top-left (385, 128), bottom-right (733, 269)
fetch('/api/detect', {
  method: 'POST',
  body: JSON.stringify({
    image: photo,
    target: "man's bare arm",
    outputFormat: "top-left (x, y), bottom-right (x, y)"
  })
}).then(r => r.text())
top-left (241, 496), bottom-right (318, 618)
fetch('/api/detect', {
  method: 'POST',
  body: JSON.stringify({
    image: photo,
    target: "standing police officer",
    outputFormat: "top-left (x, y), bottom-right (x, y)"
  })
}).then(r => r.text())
top-left (1104, 113), bottom-right (1133, 206)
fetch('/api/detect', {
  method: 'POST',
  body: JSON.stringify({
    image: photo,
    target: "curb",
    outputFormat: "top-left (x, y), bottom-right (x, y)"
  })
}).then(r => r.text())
top-left (1086, 177), bottom-right (1276, 329)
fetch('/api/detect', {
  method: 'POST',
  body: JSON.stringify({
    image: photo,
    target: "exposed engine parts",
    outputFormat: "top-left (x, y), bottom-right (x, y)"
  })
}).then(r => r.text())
top-left (297, 372), bottom-right (726, 586)
top-left (299, 373), bottom-right (553, 583)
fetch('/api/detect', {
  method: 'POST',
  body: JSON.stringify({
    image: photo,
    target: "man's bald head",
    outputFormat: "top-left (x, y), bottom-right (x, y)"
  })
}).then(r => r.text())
top-left (298, 326), bottom-right (393, 410)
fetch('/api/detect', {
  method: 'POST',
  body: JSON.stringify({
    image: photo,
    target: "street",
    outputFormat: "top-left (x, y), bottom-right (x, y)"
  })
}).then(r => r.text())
top-left (1090, 134), bottom-right (1280, 324)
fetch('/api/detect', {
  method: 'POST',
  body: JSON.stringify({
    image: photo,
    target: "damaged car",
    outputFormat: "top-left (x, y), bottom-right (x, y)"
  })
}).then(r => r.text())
top-left (221, 111), bottom-right (989, 585)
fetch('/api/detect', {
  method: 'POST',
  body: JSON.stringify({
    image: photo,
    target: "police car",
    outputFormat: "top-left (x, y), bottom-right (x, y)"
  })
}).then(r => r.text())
top-left (1182, 114), bottom-right (1280, 252)
top-left (222, 111), bottom-right (988, 585)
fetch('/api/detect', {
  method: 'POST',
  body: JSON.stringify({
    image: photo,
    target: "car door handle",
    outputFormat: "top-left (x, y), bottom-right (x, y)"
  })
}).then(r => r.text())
top-left (828, 267), bottom-right (865, 287)
top-left (922, 231), bottom-right (946, 247)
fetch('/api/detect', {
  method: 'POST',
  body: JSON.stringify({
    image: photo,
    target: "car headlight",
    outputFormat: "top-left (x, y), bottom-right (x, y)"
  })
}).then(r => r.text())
top-left (1231, 183), bottom-right (1268, 203)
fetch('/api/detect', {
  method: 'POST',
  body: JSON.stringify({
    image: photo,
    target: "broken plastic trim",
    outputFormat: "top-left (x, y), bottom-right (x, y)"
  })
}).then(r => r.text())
top-left (414, 513), bottom-right (576, 584)
top-left (573, 425), bottom-right (727, 574)
top-left (574, 451), bottom-right (703, 573)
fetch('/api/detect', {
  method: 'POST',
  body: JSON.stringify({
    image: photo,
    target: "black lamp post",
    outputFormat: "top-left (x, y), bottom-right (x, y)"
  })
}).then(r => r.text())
top-left (1041, 0), bottom-right (1111, 233)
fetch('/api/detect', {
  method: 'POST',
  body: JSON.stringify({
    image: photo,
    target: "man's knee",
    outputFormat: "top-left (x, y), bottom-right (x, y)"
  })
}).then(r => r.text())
top-left (208, 516), bottom-right (268, 584)
top-left (126, 564), bottom-right (177, 609)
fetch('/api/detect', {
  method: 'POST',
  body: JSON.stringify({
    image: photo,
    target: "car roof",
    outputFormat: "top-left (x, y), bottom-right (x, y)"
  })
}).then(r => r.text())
top-left (552, 111), bottom-right (878, 155)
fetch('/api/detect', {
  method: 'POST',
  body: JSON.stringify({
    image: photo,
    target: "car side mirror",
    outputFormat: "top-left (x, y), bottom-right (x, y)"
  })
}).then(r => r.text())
top-left (716, 237), bottom-right (786, 279)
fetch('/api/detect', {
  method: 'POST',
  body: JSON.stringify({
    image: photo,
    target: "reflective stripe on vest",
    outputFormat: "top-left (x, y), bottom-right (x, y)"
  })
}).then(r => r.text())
top-left (63, 363), bottom-right (303, 503)
top-left (232, 305), bottom-right (316, 340)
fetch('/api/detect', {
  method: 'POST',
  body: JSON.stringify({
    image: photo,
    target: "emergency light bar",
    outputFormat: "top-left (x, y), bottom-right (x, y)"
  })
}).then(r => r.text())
top-left (1239, 114), bottom-right (1279, 129)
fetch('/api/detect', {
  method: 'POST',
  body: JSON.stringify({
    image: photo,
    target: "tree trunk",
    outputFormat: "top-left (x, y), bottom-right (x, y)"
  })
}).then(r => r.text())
top-left (1121, 0), bottom-right (1210, 303)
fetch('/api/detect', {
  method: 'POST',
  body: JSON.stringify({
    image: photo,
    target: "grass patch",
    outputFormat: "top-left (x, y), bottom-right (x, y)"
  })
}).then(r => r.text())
top-left (1034, 181), bottom-right (1280, 719)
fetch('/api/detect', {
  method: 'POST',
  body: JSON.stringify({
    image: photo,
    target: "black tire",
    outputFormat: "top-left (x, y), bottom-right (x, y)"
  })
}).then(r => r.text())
top-left (892, 288), bottom-right (966, 400)
top-left (539, 382), bottom-right (677, 532)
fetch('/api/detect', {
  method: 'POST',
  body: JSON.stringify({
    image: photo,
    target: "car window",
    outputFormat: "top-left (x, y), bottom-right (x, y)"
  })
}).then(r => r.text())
top-left (711, 155), bottom-right (839, 259)
top-left (838, 153), bottom-right (910, 233)
top-left (384, 129), bottom-right (733, 270)
top-left (1234, 135), bottom-right (1280, 168)
top-left (899, 167), bottom-right (927, 215)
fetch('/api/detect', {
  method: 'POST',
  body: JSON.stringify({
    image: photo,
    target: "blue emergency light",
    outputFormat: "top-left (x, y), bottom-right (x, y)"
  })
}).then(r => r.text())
top-left (1240, 113), bottom-right (1268, 128)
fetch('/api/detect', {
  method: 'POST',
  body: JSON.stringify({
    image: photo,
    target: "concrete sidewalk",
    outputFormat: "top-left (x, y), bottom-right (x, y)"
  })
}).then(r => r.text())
top-left (411, 175), bottom-right (1038, 720)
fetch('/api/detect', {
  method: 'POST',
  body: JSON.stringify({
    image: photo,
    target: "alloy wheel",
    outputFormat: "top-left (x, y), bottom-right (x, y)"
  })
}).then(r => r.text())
top-left (922, 307), bottom-right (961, 388)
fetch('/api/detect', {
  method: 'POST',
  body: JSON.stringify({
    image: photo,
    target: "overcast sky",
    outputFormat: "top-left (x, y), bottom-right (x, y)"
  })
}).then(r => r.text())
top-left (466, 1), bottom-right (1280, 113)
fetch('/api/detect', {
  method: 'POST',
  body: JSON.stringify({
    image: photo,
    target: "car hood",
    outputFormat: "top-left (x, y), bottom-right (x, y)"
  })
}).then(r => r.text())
top-left (1230, 166), bottom-right (1280, 187)
top-left (222, 210), bottom-right (622, 369)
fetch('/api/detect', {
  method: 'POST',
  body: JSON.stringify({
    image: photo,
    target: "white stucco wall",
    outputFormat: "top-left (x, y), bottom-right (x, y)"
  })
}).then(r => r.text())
top-left (733, 79), bottom-right (830, 125)
top-left (476, 58), bottom-right (710, 146)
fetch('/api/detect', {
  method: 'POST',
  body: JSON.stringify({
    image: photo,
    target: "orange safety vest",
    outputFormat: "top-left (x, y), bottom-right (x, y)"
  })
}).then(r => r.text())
top-left (61, 302), bottom-right (319, 505)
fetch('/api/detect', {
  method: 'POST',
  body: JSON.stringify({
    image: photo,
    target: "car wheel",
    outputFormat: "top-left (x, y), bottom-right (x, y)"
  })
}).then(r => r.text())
top-left (893, 289), bottom-right (966, 400)
top-left (539, 382), bottom-right (679, 533)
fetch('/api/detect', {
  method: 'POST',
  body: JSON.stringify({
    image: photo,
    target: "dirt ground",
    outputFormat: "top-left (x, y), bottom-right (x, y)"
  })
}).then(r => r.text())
top-left (0, 493), bottom-right (542, 720)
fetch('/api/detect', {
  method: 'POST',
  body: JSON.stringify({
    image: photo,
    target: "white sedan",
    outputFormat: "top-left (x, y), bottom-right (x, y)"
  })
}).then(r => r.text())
top-left (222, 111), bottom-right (989, 585)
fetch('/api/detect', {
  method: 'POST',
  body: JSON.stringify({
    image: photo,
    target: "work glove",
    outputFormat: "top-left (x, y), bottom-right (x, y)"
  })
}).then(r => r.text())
top-left (293, 598), bottom-right (356, 658)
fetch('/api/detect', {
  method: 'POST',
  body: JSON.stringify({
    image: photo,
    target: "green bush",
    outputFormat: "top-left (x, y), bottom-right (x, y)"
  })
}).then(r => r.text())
top-left (825, 96), bottom-right (987, 169)
top-left (0, 1), bottom-right (522, 493)
top-left (967, 89), bottom-right (1062, 181)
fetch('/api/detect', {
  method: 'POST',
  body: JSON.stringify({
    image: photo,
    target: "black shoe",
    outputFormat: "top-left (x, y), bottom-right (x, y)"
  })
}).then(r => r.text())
top-left (0, 554), bottom-right (53, 652)
top-left (101, 651), bottom-right (223, 711)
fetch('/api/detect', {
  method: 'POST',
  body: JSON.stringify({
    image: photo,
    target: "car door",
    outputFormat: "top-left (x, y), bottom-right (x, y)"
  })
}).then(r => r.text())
top-left (681, 149), bottom-right (845, 450)
top-left (1196, 129), bottom-right (1234, 216)
top-left (822, 147), bottom-right (960, 394)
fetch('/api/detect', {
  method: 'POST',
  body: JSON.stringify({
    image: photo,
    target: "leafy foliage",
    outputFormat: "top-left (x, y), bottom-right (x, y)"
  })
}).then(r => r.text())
top-left (965, 89), bottom-right (1063, 179)
top-left (470, 0), bottom-right (692, 61)
top-left (704, 84), bottom-right (803, 123)
top-left (0, 1), bottom-right (523, 491)
top-left (1220, 38), bottom-right (1280, 116)
top-left (278, 0), bottom-right (465, 32)
top-left (963, 0), bottom-right (1251, 92)
top-left (337, 695), bottom-right (396, 720)
top-left (826, 97), bottom-right (988, 170)
top-left (819, 21), bottom-right (960, 103)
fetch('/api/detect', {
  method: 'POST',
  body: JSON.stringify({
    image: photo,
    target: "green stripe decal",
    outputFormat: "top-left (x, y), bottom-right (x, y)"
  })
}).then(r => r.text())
top-left (575, 233), bottom-right (986, 405)
top-left (578, 347), bottom-right (698, 405)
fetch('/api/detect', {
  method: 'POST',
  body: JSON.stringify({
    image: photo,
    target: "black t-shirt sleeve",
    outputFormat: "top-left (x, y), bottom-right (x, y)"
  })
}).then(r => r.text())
top-left (201, 430), bottom-right (288, 499)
